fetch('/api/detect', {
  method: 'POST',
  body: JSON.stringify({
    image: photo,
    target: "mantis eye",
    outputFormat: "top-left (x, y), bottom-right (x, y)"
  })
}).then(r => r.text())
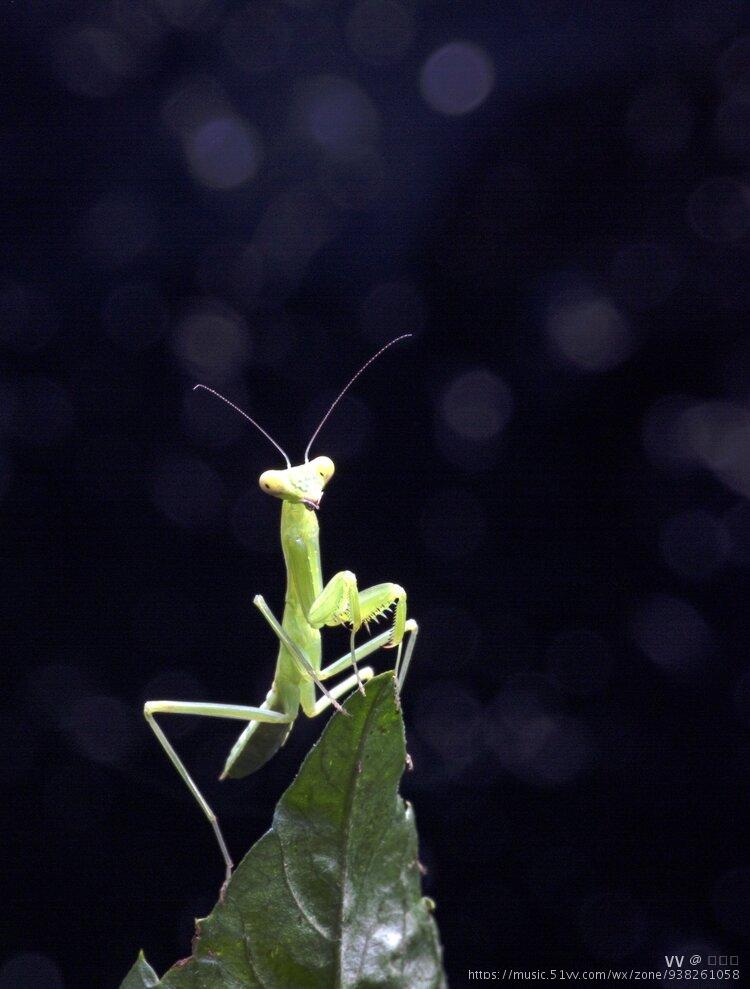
top-left (313, 456), bottom-right (335, 481)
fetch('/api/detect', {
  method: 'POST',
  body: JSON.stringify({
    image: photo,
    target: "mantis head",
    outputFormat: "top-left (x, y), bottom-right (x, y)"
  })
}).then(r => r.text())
top-left (192, 334), bottom-right (411, 511)
top-left (259, 457), bottom-right (334, 511)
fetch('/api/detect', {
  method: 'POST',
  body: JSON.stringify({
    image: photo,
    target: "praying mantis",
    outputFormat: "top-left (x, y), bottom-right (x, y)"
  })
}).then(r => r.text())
top-left (143, 335), bottom-right (418, 886)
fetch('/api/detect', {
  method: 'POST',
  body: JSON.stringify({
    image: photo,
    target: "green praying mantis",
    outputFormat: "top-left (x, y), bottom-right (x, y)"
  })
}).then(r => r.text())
top-left (143, 335), bottom-right (418, 886)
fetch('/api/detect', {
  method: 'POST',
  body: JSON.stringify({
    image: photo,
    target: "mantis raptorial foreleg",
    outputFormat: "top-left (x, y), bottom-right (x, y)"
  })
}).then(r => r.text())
top-left (144, 700), bottom-right (293, 884)
top-left (307, 573), bottom-right (408, 693)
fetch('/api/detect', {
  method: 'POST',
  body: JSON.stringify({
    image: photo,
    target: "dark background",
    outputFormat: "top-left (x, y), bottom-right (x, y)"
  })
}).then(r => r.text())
top-left (3, 1), bottom-right (750, 986)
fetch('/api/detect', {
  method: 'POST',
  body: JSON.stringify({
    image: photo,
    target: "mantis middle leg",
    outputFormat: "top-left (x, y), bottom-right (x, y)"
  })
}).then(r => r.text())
top-left (318, 618), bottom-right (419, 687)
top-left (144, 699), bottom-right (292, 884)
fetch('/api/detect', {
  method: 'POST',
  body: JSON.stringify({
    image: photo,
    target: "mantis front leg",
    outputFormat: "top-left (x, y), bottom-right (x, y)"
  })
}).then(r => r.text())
top-left (144, 700), bottom-right (292, 885)
top-left (308, 574), bottom-right (408, 692)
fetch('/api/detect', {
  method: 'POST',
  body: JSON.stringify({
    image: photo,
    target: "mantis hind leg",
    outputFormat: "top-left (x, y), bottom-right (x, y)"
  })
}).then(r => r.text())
top-left (309, 667), bottom-right (375, 716)
top-left (143, 700), bottom-right (292, 885)
top-left (252, 594), bottom-right (349, 715)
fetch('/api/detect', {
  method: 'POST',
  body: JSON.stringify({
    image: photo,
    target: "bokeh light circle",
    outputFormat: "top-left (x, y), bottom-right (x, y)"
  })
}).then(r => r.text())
top-left (186, 116), bottom-right (263, 190)
top-left (546, 290), bottom-right (632, 372)
top-left (629, 593), bottom-right (715, 676)
top-left (0, 952), bottom-right (63, 989)
top-left (439, 368), bottom-right (513, 442)
top-left (173, 301), bottom-right (250, 383)
top-left (420, 42), bottom-right (494, 116)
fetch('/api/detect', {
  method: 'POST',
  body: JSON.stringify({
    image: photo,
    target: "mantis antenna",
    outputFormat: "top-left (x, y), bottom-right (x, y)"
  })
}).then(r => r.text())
top-left (192, 384), bottom-right (292, 468)
top-left (304, 333), bottom-right (413, 461)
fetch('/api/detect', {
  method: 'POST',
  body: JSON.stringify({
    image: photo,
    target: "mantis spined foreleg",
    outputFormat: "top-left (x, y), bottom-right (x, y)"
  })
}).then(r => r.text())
top-left (143, 335), bottom-right (419, 884)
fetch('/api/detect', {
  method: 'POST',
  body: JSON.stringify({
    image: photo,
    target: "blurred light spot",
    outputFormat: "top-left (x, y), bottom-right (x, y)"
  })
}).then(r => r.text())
top-left (231, 489), bottom-right (278, 555)
top-left (152, 455), bottom-right (225, 528)
top-left (718, 35), bottom-right (750, 97)
top-left (62, 694), bottom-right (138, 765)
top-left (659, 509), bottom-right (729, 581)
top-left (412, 680), bottom-right (482, 781)
top-left (609, 242), bottom-right (682, 311)
top-left (579, 891), bottom-right (647, 961)
top-left (0, 279), bottom-right (58, 353)
top-left (102, 281), bottom-right (168, 351)
top-left (346, 0), bottom-right (415, 66)
top-left (0, 952), bottom-right (63, 989)
top-left (222, 3), bottom-right (291, 74)
top-left (712, 868), bottom-right (750, 937)
top-left (626, 80), bottom-right (694, 163)
top-left (682, 400), bottom-right (750, 497)
top-left (52, 23), bottom-right (136, 98)
top-left (12, 377), bottom-right (74, 447)
top-left (629, 593), bottom-right (715, 676)
top-left (547, 628), bottom-right (613, 698)
top-left (420, 42), bottom-right (494, 116)
top-left (484, 684), bottom-right (592, 786)
top-left (359, 280), bottom-right (425, 343)
top-left (420, 487), bottom-right (487, 561)
top-left (291, 75), bottom-right (380, 159)
top-left (80, 194), bottom-right (157, 267)
top-left (687, 177), bottom-right (750, 243)
top-left (439, 368), bottom-right (513, 443)
top-left (641, 395), bottom-right (697, 474)
top-left (546, 289), bottom-right (632, 372)
top-left (186, 116), bottom-right (263, 190)
top-left (173, 300), bottom-right (250, 384)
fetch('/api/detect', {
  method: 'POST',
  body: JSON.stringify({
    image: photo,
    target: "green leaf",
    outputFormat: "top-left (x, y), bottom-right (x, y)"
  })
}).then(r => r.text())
top-left (121, 951), bottom-right (160, 988)
top-left (122, 672), bottom-right (445, 989)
